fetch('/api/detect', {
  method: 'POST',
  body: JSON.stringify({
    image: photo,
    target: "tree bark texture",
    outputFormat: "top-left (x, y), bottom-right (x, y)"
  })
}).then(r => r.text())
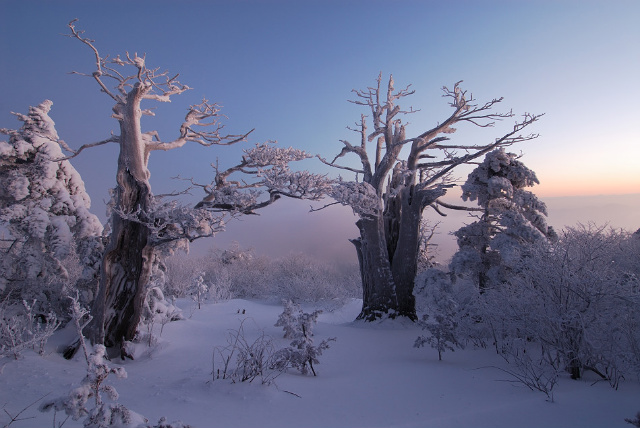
top-left (352, 217), bottom-right (398, 320)
top-left (90, 85), bottom-right (154, 351)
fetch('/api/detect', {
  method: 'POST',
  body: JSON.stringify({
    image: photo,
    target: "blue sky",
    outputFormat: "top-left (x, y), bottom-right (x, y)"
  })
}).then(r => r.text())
top-left (1, 1), bottom-right (639, 262)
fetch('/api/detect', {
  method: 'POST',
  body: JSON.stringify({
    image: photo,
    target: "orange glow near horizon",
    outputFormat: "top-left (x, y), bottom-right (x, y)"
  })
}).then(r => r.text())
top-left (535, 178), bottom-right (640, 198)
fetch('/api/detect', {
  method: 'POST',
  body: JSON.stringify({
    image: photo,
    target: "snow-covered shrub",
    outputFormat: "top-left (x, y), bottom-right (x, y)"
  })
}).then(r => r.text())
top-left (413, 269), bottom-right (464, 361)
top-left (137, 286), bottom-right (184, 346)
top-left (207, 267), bottom-right (234, 303)
top-left (0, 298), bottom-right (60, 359)
top-left (414, 314), bottom-right (462, 362)
top-left (273, 300), bottom-right (335, 376)
top-left (493, 337), bottom-right (560, 402)
top-left (142, 287), bottom-right (183, 326)
top-left (40, 344), bottom-right (133, 425)
top-left (188, 272), bottom-right (209, 310)
top-left (478, 225), bottom-right (640, 388)
top-left (275, 300), bottom-right (322, 339)
top-left (162, 254), bottom-right (201, 298)
top-left (42, 297), bottom-right (191, 427)
top-left (212, 302), bottom-right (335, 384)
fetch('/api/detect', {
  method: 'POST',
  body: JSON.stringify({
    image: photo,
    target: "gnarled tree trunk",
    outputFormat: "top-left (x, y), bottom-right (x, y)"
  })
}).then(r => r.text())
top-left (352, 217), bottom-right (397, 320)
top-left (323, 75), bottom-right (540, 322)
top-left (90, 86), bottom-right (155, 350)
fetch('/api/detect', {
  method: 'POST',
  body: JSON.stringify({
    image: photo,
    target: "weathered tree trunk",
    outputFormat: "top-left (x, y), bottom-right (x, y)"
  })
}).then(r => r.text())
top-left (387, 188), bottom-right (421, 320)
top-left (383, 184), bottom-right (445, 320)
top-left (90, 86), bottom-right (154, 352)
top-left (323, 75), bottom-right (541, 324)
top-left (353, 217), bottom-right (398, 320)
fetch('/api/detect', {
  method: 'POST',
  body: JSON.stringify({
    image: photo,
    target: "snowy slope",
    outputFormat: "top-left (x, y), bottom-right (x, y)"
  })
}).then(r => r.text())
top-left (1, 298), bottom-right (638, 428)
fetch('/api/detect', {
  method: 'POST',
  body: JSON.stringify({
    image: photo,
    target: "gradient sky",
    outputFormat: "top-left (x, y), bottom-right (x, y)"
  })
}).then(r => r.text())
top-left (1, 1), bottom-right (639, 262)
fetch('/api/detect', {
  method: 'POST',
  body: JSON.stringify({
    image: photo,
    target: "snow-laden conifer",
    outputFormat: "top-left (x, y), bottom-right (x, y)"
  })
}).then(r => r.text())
top-left (273, 300), bottom-right (335, 376)
top-left (0, 100), bottom-right (103, 314)
top-left (450, 148), bottom-right (555, 290)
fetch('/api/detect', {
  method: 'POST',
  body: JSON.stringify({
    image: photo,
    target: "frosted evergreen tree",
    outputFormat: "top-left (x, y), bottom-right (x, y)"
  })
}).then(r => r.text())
top-left (274, 300), bottom-right (334, 376)
top-left (450, 148), bottom-right (555, 290)
top-left (189, 272), bottom-right (208, 310)
top-left (0, 100), bottom-right (103, 313)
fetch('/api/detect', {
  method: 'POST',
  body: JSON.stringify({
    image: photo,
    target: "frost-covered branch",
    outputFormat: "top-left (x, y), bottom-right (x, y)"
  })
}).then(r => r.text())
top-left (110, 196), bottom-right (227, 248)
top-left (195, 143), bottom-right (332, 214)
top-left (147, 99), bottom-right (254, 153)
top-left (329, 179), bottom-right (380, 217)
top-left (416, 113), bottom-right (543, 189)
top-left (67, 19), bottom-right (192, 104)
top-left (54, 135), bottom-right (120, 161)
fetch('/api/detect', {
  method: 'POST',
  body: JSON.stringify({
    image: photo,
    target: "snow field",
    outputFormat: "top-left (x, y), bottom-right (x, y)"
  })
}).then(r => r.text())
top-left (1, 298), bottom-right (639, 428)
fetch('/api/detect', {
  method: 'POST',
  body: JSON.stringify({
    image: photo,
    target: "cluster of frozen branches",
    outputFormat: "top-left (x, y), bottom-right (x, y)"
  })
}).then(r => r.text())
top-left (416, 224), bottom-right (640, 400)
top-left (213, 301), bottom-right (335, 385)
top-left (195, 143), bottom-right (331, 215)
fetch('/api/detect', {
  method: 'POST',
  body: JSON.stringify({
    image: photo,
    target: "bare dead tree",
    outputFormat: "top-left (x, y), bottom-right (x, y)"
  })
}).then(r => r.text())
top-left (63, 21), bottom-right (330, 355)
top-left (321, 73), bottom-right (542, 321)
top-left (63, 20), bottom-right (256, 353)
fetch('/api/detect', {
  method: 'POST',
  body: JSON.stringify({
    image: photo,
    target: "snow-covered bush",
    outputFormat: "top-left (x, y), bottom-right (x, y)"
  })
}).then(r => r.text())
top-left (273, 300), bottom-right (335, 376)
top-left (478, 225), bottom-right (640, 388)
top-left (137, 286), bottom-right (184, 346)
top-left (208, 267), bottom-right (234, 303)
top-left (413, 269), bottom-right (464, 361)
top-left (163, 255), bottom-right (201, 298)
top-left (188, 272), bottom-right (209, 310)
top-left (142, 287), bottom-right (183, 327)
top-left (497, 336), bottom-right (560, 402)
top-left (212, 301), bottom-right (335, 385)
top-left (275, 299), bottom-right (322, 339)
top-left (41, 297), bottom-right (191, 428)
top-left (0, 298), bottom-right (60, 359)
top-left (39, 344), bottom-right (136, 426)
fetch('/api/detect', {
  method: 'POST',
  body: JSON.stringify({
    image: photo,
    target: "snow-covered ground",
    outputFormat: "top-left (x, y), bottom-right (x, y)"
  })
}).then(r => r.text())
top-left (1, 298), bottom-right (638, 428)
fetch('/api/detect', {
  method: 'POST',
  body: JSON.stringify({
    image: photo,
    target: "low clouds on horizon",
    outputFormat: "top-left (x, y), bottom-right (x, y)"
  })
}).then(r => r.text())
top-left (191, 193), bottom-right (640, 266)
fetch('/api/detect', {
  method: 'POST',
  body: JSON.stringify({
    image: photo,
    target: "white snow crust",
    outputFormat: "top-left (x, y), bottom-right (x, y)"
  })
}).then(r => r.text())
top-left (1, 298), bottom-right (638, 428)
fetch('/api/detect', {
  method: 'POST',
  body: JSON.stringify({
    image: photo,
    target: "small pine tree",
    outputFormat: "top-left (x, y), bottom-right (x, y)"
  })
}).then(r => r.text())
top-left (273, 300), bottom-right (335, 376)
top-left (42, 296), bottom-right (191, 427)
top-left (189, 272), bottom-right (209, 310)
top-left (451, 149), bottom-right (554, 290)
